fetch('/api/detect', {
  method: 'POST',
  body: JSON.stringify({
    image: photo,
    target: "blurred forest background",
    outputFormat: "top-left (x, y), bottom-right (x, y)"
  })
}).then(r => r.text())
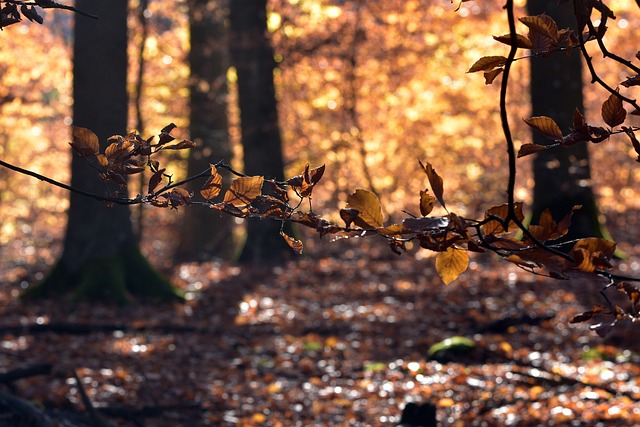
top-left (2, 0), bottom-right (640, 425)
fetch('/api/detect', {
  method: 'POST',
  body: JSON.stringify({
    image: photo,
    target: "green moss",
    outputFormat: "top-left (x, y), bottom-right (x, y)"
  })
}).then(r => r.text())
top-left (22, 244), bottom-right (183, 303)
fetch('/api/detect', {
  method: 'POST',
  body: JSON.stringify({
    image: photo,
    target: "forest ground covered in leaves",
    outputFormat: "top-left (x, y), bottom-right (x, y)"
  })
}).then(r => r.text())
top-left (2, 213), bottom-right (640, 426)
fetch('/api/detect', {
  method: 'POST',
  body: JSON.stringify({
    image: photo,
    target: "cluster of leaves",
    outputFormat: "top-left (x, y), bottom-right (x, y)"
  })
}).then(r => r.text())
top-left (466, 3), bottom-right (640, 333)
top-left (0, 0), bottom-right (95, 29)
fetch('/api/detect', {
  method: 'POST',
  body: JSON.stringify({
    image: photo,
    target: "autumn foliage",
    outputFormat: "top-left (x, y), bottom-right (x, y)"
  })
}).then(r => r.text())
top-left (2, 0), bottom-right (640, 337)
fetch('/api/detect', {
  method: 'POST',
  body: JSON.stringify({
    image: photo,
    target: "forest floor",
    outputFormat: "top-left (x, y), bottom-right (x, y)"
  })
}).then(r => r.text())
top-left (1, 231), bottom-right (640, 426)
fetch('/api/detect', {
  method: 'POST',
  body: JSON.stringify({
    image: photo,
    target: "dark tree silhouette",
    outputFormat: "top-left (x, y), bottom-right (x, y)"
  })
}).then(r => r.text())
top-left (229, 0), bottom-right (292, 263)
top-left (25, 0), bottom-right (180, 302)
top-left (528, 0), bottom-right (610, 243)
top-left (177, 0), bottom-right (237, 261)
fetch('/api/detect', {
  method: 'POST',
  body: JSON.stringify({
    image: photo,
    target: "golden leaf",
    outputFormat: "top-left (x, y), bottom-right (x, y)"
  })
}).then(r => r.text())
top-left (346, 189), bottom-right (384, 229)
top-left (223, 176), bottom-right (264, 207)
top-left (436, 247), bottom-right (469, 285)
top-left (70, 126), bottom-right (100, 156)
top-left (467, 56), bottom-right (507, 73)
top-left (200, 166), bottom-right (223, 200)
top-left (523, 116), bottom-right (563, 140)
top-left (419, 190), bottom-right (435, 216)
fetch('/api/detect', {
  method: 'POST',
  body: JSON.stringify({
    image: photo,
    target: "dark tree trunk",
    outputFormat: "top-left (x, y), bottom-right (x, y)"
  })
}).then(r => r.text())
top-left (176, 0), bottom-right (237, 261)
top-left (25, 0), bottom-right (180, 302)
top-left (229, 0), bottom-right (291, 263)
top-left (528, 0), bottom-right (607, 243)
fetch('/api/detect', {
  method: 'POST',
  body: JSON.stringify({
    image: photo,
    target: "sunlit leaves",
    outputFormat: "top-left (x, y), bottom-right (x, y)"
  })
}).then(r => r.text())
top-left (224, 176), bottom-right (264, 207)
top-left (523, 116), bottom-right (563, 141)
top-left (436, 247), bottom-right (469, 285)
top-left (519, 15), bottom-right (556, 40)
top-left (569, 237), bottom-right (616, 273)
top-left (601, 89), bottom-right (626, 128)
top-left (346, 189), bottom-right (383, 229)
top-left (287, 163), bottom-right (325, 198)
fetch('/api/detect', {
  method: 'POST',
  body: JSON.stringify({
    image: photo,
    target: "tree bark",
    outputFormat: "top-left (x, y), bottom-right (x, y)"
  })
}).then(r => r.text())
top-left (176, 0), bottom-right (237, 262)
top-left (229, 0), bottom-right (292, 263)
top-left (528, 0), bottom-right (607, 243)
top-left (25, 0), bottom-right (181, 302)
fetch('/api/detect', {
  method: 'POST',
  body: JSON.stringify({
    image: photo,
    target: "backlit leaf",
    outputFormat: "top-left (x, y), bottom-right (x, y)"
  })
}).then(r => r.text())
top-left (436, 247), bottom-right (469, 285)
top-left (493, 33), bottom-right (532, 48)
top-left (148, 168), bottom-right (166, 194)
top-left (339, 208), bottom-right (360, 228)
top-left (523, 116), bottom-right (563, 140)
top-left (483, 202), bottom-right (524, 235)
top-left (419, 161), bottom-right (446, 209)
top-left (601, 89), bottom-right (626, 128)
top-left (200, 166), bottom-right (223, 200)
top-left (419, 190), bottom-right (435, 216)
top-left (517, 143), bottom-right (548, 158)
top-left (164, 139), bottom-right (196, 150)
top-left (519, 15), bottom-right (556, 40)
top-left (483, 67), bottom-right (503, 85)
top-left (467, 56), bottom-right (506, 73)
top-left (70, 127), bottom-right (100, 156)
top-left (623, 127), bottom-right (640, 162)
top-left (280, 232), bottom-right (303, 254)
top-left (223, 176), bottom-right (264, 207)
top-left (346, 189), bottom-right (384, 229)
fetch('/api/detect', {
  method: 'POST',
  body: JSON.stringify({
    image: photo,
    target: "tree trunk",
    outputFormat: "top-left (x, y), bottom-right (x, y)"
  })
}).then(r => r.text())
top-left (229, 0), bottom-right (292, 263)
top-left (25, 0), bottom-right (181, 302)
top-left (176, 0), bottom-right (237, 262)
top-left (528, 0), bottom-right (607, 243)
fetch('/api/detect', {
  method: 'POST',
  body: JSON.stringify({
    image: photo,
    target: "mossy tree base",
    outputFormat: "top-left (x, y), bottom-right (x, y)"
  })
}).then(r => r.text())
top-left (22, 245), bottom-right (183, 303)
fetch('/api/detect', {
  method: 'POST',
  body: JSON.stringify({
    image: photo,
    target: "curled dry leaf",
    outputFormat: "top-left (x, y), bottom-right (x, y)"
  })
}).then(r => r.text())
top-left (419, 161), bottom-right (446, 210)
top-left (148, 168), bottom-right (166, 195)
top-left (419, 190), bottom-right (435, 216)
top-left (280, 231), bottom-right (303, 254)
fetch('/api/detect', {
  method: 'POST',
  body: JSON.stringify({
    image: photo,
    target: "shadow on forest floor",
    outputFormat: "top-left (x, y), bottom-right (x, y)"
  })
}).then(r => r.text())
top-left (1, 238), bottom-right (640, 426)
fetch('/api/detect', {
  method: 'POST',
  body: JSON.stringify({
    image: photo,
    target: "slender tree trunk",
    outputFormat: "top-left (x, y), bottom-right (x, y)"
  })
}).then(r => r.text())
top-left (528, 0), bottom-right (606, 242)
top-left (176, 0), bottom-right (237, 261)
top-left (229, 0), bottom-right (291, 263)
top-left (25, 0), bottom-right (180, 302)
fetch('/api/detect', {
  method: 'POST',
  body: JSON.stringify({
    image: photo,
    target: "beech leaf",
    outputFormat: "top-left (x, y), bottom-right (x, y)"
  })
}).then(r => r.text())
top-left (200, 166), bottom-right (223, 200)
top-left (519, 15), bottom-right (556, 40)
top-left (492, 33), bottom-right (532, 49)
top-left (419, 161), bottom-right (446, 210)
top-left (223, 176), bottom-right (264, 207)
top-left (601, 89), bottom-right (626, 128)
top-left (419, 190), bottom-right (435, 217)
top-left (467, 56), bottom-right (506, 73)
top-left (280, 232), bottom-right (303, 255)
top-left (517, 143), bottom-right (548, 158)
top-left (346, 189), bottom-right (384, 229)
top-left (523, 116), bottom-right (563, 140)
top-left (436, 247), bottom-right (469, 285)
top-left (70, 127), bottom-right (100, 156)
top-left (483, 68), bottom-right (503, 85)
